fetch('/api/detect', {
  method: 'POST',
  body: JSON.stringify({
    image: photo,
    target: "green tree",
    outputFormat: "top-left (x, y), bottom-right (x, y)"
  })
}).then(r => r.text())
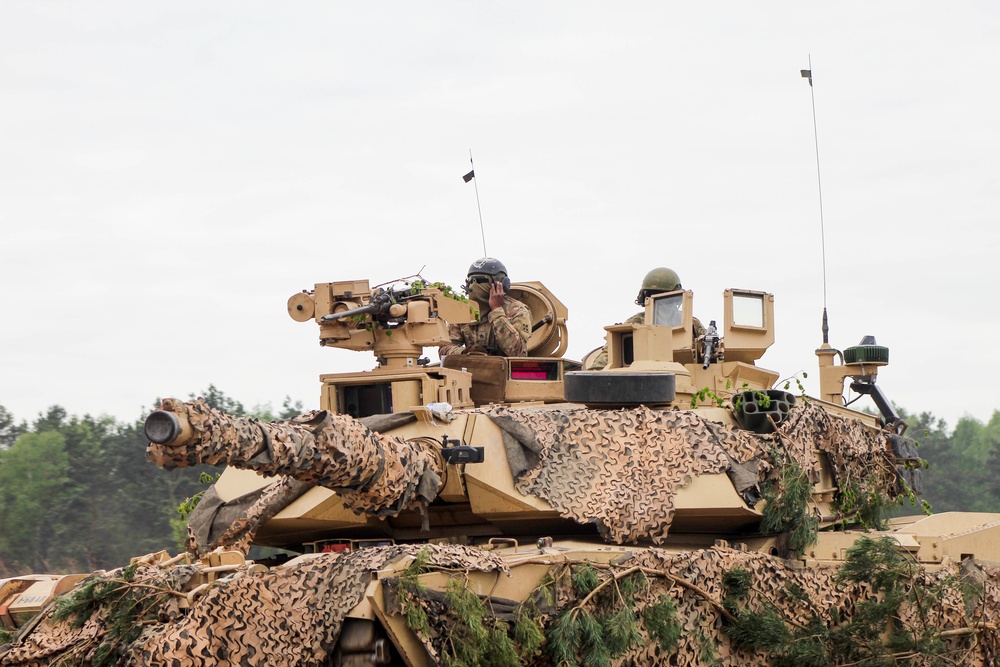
top-left (952, 415), bottom-right (991, 463)
top-left (898, 409), bottom-right (957, 512)
top-left (189, 384), bottom-right (246, 415)
top-left (0, 390), bottom-right (302, 576)
top-left (249, 395), bottom-right (306, 421)
top-left (0, 431), bottom-right (71, 573)
top-left (981, 411), bottom-right (1000, 505)
top-left (901, 408), bottom-right (1000, 514)
top-left (46, 413), bottom-right (137, 572)
top-left (0, 404), bottom-right (26, 449)
top-left (32, 405), bottom-right (67, 434)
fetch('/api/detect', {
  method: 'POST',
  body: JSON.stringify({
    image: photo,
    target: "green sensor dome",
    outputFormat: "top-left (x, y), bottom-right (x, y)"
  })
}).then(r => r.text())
top-left (843, 335), bottom-right (889, 365)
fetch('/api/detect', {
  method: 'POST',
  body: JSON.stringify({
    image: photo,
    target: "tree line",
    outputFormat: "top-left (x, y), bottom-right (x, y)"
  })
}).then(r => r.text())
top-left (0, 387), bottom-right (302, 577)
top-left (0, 392), bottom-right (997, 577)
top-left (900, 407), bottom-right (1000, 513)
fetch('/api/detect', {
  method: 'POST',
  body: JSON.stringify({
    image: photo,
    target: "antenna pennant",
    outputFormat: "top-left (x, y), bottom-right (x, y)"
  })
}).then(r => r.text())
top-left (462, 169), bottom-right (475, 183)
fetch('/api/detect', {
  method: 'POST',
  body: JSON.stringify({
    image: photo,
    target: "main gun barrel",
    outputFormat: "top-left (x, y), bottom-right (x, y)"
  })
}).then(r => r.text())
top-left (145, 398), bottom-right (445, 518)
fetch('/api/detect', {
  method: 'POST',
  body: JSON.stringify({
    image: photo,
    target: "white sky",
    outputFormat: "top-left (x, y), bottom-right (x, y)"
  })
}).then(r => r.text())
top-left (2, 2), bottom-right (997, 430)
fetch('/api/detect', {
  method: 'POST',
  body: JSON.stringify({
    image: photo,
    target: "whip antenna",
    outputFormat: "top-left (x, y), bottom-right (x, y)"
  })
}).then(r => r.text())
top-left (462, 150), bottom-right (487, 257)
top-left (801, 56), bottom-right (830, 343)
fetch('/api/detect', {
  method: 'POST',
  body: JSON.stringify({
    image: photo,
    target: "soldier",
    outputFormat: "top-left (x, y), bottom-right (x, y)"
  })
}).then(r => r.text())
top-left (439, 257), bottom-right (531, 357)
top-left (586, 267), bottom-right (704, 370)
top-left (631, 267), bottom-right (706, 331)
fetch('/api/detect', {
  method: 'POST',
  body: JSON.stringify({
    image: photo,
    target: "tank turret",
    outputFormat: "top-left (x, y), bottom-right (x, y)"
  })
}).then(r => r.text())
top-left (138, 279), bottom-right (920, 560)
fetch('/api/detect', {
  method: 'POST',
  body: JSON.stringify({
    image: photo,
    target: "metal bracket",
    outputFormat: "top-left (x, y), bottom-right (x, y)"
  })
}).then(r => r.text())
top-left (440, 435), bottom-right (484, 464)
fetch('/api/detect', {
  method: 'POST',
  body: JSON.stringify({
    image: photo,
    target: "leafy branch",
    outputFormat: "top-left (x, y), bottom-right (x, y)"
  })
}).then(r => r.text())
top-left (760, 450), bottom-right (818, 557)
top-left (777, 371), bottom-right (809, 405)
top-left (171, 471), bottom-right (221, 549)
top-left (49, 563), bottom-right (186, 667)
top-left (723, 536), bottom-right (990, 665)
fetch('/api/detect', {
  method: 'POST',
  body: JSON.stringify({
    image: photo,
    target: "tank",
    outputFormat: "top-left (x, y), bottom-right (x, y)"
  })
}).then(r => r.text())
top-left (4, 277), bottom-right (1000, 667)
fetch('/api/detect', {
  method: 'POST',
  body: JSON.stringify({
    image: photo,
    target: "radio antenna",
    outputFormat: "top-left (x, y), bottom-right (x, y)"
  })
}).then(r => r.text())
top-left (462, 150), bottom-right (487, 257)
top-left (801, 56), bottom-right (830, 344)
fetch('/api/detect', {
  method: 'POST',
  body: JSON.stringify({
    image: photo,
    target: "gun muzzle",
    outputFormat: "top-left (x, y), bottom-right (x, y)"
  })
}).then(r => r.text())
top-left (144, 398), bottom-right (195, 447)
top-left (145, 411), bottom-right (182, 444)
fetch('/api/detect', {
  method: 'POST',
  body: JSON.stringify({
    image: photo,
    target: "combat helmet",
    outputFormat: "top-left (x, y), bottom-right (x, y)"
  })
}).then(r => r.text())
top-left (466, 257), bottom-right (511, 293)
top-left (635, 267), bottom-right (682, 305)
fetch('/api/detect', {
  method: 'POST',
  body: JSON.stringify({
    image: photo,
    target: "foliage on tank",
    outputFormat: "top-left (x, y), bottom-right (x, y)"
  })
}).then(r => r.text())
top-left (393, 542), bottom-right (1000, 667)
top-left (1, 545), bottom-right (507, 667)
top-left (6, 539), bottom-right (1000, 666)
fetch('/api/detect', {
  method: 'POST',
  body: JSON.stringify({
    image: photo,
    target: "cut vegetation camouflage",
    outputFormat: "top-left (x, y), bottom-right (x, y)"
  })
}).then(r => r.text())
top-left (4, 543), bottom-right (999, 666)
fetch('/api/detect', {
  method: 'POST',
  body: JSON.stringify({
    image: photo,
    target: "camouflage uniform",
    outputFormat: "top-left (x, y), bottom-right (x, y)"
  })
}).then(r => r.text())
top-left (440, 296), bottom-right (531, 357)
top-left (586, 312), bottom-right (706, 370)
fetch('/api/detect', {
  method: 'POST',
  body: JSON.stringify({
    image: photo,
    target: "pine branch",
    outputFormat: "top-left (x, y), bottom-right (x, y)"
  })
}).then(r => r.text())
top-left (634, 566), bottom-right (737, 623)
top-left (938, 622), bottom-right (999, 638)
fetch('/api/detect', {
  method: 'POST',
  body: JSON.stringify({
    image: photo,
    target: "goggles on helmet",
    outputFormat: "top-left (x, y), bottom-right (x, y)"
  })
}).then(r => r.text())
top-left (465, 274), bottom-right (493, 289)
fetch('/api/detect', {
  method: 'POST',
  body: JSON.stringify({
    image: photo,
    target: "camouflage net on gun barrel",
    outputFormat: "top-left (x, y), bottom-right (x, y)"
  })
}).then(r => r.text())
top-left (146, 399), bottom-right (443, 520)
top-left (184, 476), bottom-right (312, 557)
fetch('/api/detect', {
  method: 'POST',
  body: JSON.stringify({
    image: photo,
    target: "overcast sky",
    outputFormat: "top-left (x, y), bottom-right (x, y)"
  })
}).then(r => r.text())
top-left (2, 2), bottom-right (997, 430)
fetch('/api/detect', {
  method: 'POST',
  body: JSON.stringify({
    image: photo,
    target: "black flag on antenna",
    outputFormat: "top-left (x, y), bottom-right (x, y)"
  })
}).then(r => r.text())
top-left (800, 69), bottom-right (813, 86)
top-left (463, 170), bottom-right (475, 183)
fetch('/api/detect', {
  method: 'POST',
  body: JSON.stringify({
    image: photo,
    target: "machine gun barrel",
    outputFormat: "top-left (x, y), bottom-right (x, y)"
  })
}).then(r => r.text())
top-left (320, 302), bottom-right (381, 323)
top-left (702, 320), bottom-right (720, 369)
top-left (318, 288), bottom-right (410, 323)
top-left (145, 398), bottom-right (445, 518)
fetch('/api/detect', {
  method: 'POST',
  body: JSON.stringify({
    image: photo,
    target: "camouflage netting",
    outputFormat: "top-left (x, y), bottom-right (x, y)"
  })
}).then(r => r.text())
top-left (398, 545), bottom-right (1000, 667)
top-left (184, 476), bottom-right (312, 557)
top-left (147, 399), bottom-right (442, 520)
top-left (6, 544), bottom-right (1000, 665)
top-left (488, 404), bottom-right (768, 544)
top-left (486, 402), bottom-right (899, 544)
top-left (777, 401), bottom-right (899, 491)
top-left (160, 400), bottom-right (901, 554)
top-left (1, 544), bottom-right (508, 667)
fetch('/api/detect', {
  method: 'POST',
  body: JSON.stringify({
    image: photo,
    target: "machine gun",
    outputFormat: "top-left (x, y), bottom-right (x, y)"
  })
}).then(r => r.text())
top-left (288, 279), bottom-right (478, 368)
top-left (701, 319), bottom-right (720, 369)
top-left (318, 284), bottom-right (436, 326)
top-left (287, 279), bottom-right (482, 416)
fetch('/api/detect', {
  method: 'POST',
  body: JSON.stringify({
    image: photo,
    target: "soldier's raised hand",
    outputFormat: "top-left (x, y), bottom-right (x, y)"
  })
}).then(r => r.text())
top-left (488, 282), bottom-right (505, 311)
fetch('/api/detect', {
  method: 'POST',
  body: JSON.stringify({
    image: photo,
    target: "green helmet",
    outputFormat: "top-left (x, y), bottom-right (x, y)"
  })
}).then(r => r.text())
top-left (635, 267), bottom-right (682, 305)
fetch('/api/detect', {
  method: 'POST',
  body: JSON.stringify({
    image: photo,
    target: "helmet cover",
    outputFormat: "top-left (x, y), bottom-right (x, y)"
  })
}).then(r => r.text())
top-left (635, 267), bottom-right (682, 305)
